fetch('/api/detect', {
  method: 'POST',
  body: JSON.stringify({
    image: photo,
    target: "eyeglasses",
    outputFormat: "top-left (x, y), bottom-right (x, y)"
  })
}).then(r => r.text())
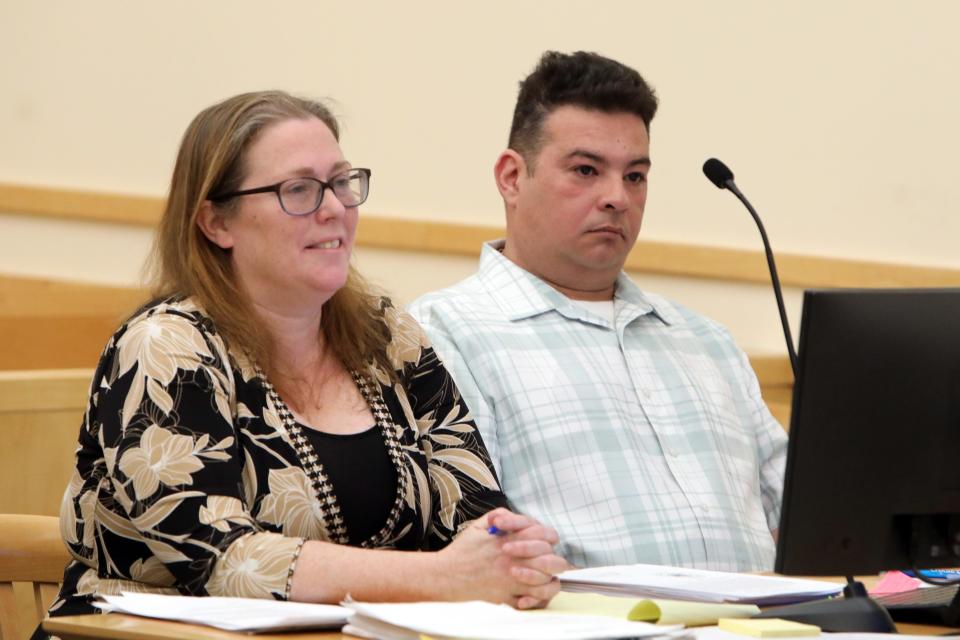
top-left (210, 168), bottom-right (371, 216)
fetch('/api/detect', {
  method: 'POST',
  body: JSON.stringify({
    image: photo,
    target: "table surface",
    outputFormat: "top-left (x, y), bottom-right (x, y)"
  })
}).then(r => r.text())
top-left (43, 610), bottom-right (959, 639)
top-left (42, 576), bottom-right (960, 640)
top-left (43, 613), bottom-right (349, 640)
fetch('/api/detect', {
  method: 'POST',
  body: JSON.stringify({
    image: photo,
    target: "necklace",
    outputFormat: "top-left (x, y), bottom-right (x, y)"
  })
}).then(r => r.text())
top-left (258, 367), bottom-right (408, 547)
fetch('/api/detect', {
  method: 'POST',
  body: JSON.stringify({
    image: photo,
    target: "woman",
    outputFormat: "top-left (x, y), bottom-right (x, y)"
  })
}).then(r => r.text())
top-left (49, 91), bottom-right (566, 619)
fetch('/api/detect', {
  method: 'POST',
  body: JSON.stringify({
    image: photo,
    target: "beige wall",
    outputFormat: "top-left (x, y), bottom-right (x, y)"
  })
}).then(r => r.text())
top-left (2, 0), bottom-right (958, 354)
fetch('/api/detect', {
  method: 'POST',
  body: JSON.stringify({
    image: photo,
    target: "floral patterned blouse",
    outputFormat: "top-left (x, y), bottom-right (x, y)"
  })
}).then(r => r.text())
top-left (50, 296), bottom-right (506, 617)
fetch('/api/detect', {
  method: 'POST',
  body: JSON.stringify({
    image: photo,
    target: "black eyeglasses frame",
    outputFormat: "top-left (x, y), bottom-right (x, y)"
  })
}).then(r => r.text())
top-left (209, 168), bottom-right (371, 216)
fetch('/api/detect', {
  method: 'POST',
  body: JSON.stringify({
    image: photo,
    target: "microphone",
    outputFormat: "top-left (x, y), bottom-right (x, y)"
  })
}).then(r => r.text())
top-left (702, 158), bottom-right (798, 376)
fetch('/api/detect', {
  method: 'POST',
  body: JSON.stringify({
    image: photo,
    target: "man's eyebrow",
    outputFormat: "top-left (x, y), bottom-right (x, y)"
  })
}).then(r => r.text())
top-left (564, 150), bottom-right (605, 164)
top-left (563, 150), bottom-right (651, 167)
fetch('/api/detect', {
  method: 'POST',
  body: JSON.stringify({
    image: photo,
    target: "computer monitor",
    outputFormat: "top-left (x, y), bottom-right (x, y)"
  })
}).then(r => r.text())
top-left (763, 288), bottom-right (960, 631)
top-left (776, 288), bottom-right (960, 576)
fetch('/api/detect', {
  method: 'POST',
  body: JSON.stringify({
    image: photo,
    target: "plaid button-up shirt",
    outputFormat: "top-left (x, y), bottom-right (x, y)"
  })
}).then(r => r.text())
top-left (409, 241), bottom-right (787, 571)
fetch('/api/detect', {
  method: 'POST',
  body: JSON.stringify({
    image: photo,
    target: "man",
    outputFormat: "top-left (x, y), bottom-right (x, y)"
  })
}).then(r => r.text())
top-left (409, 51), bottom-right (786, 572)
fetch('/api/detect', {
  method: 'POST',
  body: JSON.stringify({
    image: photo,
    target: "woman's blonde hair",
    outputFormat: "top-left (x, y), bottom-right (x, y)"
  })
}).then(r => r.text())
top-left (148, 90), bottom-right (392, 380)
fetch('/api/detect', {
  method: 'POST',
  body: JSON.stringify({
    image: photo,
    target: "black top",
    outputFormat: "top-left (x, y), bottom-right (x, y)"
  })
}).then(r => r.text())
top-left (301, 425), bottom-right (398, 545)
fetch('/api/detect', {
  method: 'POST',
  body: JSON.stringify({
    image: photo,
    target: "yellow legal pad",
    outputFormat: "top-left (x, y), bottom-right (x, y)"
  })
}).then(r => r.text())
top-left (718, 617), bottom-right (821, 637)
top-left (547, 591), bottom-right (759, 626)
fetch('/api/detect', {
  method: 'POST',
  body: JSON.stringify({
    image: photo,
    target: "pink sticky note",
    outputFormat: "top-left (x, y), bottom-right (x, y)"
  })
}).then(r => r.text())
top-left (870, 571), bottom-right (922, 596)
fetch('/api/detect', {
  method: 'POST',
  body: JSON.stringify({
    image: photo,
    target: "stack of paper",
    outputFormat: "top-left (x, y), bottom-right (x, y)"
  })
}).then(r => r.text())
top-left (94, 592), bottom-right (349, 632)
top-left (343, 600), bottom-right (684, 640)
top-left (560, 564), bottom-right (843, 606)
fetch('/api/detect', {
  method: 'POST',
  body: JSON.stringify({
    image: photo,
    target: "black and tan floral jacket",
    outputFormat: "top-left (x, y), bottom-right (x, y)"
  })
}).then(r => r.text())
top-left (50, 296), bottom-right (506, 617)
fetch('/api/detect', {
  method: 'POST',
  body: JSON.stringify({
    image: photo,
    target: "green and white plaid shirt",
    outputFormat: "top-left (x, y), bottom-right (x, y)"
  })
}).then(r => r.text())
top-left (409, 241), bottom-right (787, 572)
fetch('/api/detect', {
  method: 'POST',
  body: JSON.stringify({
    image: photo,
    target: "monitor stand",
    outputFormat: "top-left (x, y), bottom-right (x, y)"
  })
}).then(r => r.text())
top-left (753, 579), bottom-right (897, 633)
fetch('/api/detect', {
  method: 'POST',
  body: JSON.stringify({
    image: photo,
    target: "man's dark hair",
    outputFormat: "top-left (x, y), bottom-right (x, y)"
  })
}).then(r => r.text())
top-left (508, 51), bottom-right (658, 168)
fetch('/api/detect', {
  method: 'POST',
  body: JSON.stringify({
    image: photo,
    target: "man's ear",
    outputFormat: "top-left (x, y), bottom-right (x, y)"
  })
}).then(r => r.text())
top-left (196, 201), bottom-right (235, 250)
top-left (494, 150), bottom-right (526, 207)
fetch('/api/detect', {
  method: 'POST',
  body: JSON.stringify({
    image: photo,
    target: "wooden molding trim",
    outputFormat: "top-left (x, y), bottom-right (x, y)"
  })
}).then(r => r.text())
top-left (0, 274), bottom-right (144, 317)
top-left (0, 183), bottom-right (162, 227)
top-left (3, 183), bottom-right (960, 289)
top-left (0, 368), bottom-right (91, 412)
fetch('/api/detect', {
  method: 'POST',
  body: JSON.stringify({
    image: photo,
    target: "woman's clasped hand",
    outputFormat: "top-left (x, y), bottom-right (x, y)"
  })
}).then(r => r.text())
top-left (438, 508), bottom-right (571, 609)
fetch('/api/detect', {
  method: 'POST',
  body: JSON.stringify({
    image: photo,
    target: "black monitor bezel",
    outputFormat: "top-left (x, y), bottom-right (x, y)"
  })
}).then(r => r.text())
top-left (775, 287), bottom-right (960, 576)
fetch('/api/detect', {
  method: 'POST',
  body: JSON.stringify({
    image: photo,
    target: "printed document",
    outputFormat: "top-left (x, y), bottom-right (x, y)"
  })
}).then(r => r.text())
top-left (560, 564), bottom-right (843, 605)
top-left (94, 591), bottom-right (349, 632)
top-left (344, 599), bottom-right (684, 640)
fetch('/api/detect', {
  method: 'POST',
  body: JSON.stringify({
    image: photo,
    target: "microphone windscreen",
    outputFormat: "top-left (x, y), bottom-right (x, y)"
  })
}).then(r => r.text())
top-left (702, 158), bottom-right (734, 189)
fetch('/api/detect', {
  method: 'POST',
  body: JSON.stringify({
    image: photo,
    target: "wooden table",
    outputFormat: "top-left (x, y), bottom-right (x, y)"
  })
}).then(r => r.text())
top-left (42, 610), bottom-right (959, 639)
top-left (43, 613), bottom-right (351, 639)
top-left (42, 576), bottom-right (960, 639)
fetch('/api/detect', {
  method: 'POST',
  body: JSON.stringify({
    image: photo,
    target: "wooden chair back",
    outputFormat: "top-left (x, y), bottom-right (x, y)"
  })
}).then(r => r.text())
top-left (0, 514), bottom-right (70, 640)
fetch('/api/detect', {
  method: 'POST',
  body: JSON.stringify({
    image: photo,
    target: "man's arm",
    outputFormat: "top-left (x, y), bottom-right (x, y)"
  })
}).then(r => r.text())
top-left (737, 349), bottom-right (789, 534)
top-left (408, 299), bottom-right (502, 477)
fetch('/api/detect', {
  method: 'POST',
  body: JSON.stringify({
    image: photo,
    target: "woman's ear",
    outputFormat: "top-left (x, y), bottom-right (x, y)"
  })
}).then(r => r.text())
top-left (196, 201), bottom-right (235, 249)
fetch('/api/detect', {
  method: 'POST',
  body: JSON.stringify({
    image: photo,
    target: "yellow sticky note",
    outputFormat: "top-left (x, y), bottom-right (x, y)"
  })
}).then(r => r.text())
top-left (718, 617), bottom-right (821, 637)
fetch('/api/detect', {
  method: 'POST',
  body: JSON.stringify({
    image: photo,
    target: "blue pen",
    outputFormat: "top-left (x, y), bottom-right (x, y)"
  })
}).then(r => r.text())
top-left (487, 525), bottom-right (508, 536)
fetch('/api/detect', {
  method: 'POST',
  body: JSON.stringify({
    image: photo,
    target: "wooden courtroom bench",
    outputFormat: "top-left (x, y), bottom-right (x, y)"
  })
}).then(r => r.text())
top-left (748, 355), bottom-right (794, 428)
top-left (0, 369), bottom-right (90, 516)
top-left (0, 276), bottom-right (138, 514)
top-left (0, 274), bottom-right (144, 370)
top-left (0, 273), bottom-right (794, 519)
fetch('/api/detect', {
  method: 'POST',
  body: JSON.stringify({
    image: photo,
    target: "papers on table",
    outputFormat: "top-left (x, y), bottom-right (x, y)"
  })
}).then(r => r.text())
top-left (90, 564), bottom-right (843, 637)
top-left (94, 591), bottom-right (349, 632)
top-left (560, 564), bottom-right (843, 606)
top-left (343, 599), bottom-right (684, 640)
top-left (95, 592), bottom-right (684, 638)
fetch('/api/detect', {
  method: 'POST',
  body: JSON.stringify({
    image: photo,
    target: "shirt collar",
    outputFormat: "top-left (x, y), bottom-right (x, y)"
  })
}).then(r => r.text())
top-left (477, 240), bottom-right (678, 327)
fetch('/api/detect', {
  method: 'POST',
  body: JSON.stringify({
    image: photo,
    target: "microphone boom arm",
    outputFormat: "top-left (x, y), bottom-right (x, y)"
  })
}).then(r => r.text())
top-left (723, 179), bottom-right (799, 377)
